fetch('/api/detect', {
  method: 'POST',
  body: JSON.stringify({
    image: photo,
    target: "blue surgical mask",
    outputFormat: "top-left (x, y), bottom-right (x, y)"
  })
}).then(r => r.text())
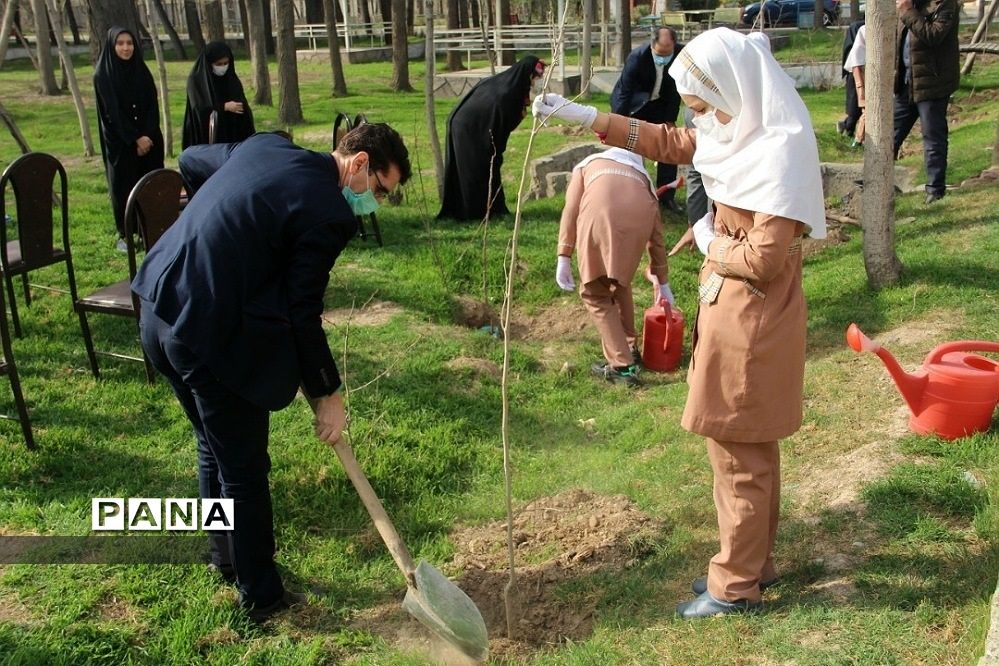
top-left (342, 166), bottom-right (380, 216)
top-left (652, 53), bottom-right (672, 67)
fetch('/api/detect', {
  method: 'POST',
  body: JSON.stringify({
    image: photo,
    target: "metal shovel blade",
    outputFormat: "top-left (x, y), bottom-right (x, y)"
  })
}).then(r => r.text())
top-left (402, 560), bottom-right (489, 663)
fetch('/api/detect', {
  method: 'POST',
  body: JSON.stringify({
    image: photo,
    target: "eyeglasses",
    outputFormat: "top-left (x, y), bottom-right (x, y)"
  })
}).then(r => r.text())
top-left (372, 170), bottom-right (392, 201)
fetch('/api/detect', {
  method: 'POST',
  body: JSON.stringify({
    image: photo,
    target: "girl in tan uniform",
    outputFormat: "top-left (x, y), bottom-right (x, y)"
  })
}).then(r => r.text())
top-left (533, 27), bottom-right (826, 618)
top-left (555, 148), bottom-right (674, 387)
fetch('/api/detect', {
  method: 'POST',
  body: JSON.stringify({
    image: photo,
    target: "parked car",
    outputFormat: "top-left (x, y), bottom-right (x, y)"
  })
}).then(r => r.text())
top-left (740, 0), bottom-right (841, 27)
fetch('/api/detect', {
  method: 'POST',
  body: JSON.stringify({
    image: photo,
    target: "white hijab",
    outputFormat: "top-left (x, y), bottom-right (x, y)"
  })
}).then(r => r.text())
top-left (668, 28), bottom-right (826, 238)
top-left (844, 24), bottom-right (867, 71)
top-left (573, 147), bottom-right (655, 195)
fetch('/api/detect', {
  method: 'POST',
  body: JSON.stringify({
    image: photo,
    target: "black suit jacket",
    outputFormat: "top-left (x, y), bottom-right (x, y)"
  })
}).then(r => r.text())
top-left (132, 133), bottom-right (357, 411)
top-left (610, 43), bottom-right (683, 125)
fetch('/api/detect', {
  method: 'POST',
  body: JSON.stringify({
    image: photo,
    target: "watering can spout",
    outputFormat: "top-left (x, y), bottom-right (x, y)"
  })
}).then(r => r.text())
top-left (846, 323), bottom-right (928, 416)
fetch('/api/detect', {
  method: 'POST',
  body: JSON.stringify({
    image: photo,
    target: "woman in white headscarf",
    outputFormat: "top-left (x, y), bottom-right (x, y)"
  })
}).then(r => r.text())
top-left (554, 148), bottom-right (674, 388)
top-left (533, 27), bottom-right (825, 618)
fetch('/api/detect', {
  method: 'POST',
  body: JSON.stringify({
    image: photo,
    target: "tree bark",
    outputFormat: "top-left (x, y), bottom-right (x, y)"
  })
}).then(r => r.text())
top-left (203, 0), bottom-right (224, 41)
top-left (148, 0), bottom-right (186, 58)
top-left (423, 0), bottom-right (444, 197)
top-left (246, 0), bottom-right (271, 104)
top-left (44, 0), bottom-right (94, 155)
top-left (304, 0), bottom-right (323, 22)
top-left (322, 0), bottom-right (348, 95)
top-left (275, 0), bottom-right (302, 123)
top-left (494, 0), bottom-right (513, 65)
top-left (378, 0), bottom-right (391, 44)
top-left (30, 0), bottom-right (59, 94)
top-left (0, 0), bottom-right (18, 69)
top-left (581, 0), bottom-right (592, 99)
top-left (860, 0), bottom-right (902, 288)
top-left (617, 0), bottom-right (630, 66)
top-left (63, 0), bottom-right (80, 44)
top-left (140, 0), bottom-right (172, 156)
top-left (184, 0), bottom-right (205, 52)
top-left (237, 0), bottom-right (250, 49)
top-left (0, 100), bottom-right (31, 153)
top-left (262, 0), bottom-right (274, 54)
top-left (390, 0), bottom-right (411, 90)
top-left (446, 0), bottom-right (462, 70)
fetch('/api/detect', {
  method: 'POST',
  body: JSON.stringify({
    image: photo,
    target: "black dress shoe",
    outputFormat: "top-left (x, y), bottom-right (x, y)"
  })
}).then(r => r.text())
top-left (676, 591), bottom-right (761, 619)
top-left (208, 562), bottom-right (237, 584)
top-left (691, 576), bottom-right (778, 595)
top-left (924, 191), bottom-right (945, 204)
top-left (244, 589), bottom-right (308, 623)
top-left (660, 199), bottom-right (684, 214)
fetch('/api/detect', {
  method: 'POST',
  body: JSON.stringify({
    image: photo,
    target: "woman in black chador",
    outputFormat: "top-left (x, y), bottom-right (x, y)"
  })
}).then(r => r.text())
top-left (93, 26), bottom-right (164, 251)
top-left (437, 56), bottom-right (545, 221)
top-left (182, 41), bottom-right (255, 148)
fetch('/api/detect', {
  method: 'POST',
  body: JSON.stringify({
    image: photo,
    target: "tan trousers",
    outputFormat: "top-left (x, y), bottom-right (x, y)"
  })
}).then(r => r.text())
top-left (706, 438), bottom-right (781, 604)
top-left (580, 276), bottom-right (636, 368)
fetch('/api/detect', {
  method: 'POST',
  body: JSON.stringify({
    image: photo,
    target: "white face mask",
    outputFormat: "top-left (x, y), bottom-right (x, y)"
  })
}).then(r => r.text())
top-left (212, 64), bottom-right (229, 77)
top-left (691, 109), bottom-right (736, 143)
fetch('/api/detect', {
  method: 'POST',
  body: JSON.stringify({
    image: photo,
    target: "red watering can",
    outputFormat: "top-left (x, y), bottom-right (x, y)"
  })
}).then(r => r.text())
top-left (846, 323), bottom-right (999, 440)
top-left (642, 276), bottom-right (684, 372)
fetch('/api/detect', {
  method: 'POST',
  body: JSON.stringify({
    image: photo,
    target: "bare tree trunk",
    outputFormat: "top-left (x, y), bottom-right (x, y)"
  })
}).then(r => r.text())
top-left (424, 0), bottom-right (444, 195)
top-left (493, 0), bottom-right (513, 65)
top-left (11, 21), bottom-right (39, 70)
top-left (993, 115), bottom-right (999, 167)
top-left (237, 0), bottom-right (250, 49)
top-left (390, 0), bottom-right (411, 90)
top-left (581, 0), bottom-right (592, 99)
top-left (860, 0), bottom-right (902, 288)
top-left (322, 0), bottom-right (347, 95)
top-left (478, 0), bottom-right (493, 74)
top-left (140, 0), bottom-right (172, 156)
top-left (63, 0), bottom-right (79, 43)
top-left (445, 0), bottom-right (462, 70)
top-left (0, 100), bottom-right (31, 152)
top-left (145, 0), bottom-right (186, 58)
top-left (44, 0), bottom-right (93, 154)
top-left (275, 0), bottom-right (302, 123)
top-left (617, 0), bottom-right (629, 66)
top-left (961, 0), bottom-right (999, 76)
top-left (0, 0), bottom-right (18, 69)
top-left (304, 0), bottom-right (323, 22)
top-left (378, 0), bottom-right (391, 44)
top-left (204, 0), bottom-right (224, 41)
top-left (30, 0), bottom-right (59, 93)
top-left (262, 0), bottom-right (274, 54)
top-left (184, 0), bottom-right (204, 52)
top-left (86, 0), bottom-right (142, 62)
top-left (246, 0), bottom-right (271, 104)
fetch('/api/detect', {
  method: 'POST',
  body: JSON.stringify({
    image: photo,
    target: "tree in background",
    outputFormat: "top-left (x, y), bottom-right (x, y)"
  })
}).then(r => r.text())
top-left (184, 0), bottom-right (205, 52)
top-left (446, 0), bottom-right (463, 71)
top-left (322, 0), bottom-right (348, 96)
top-left (43, 0), bottom-right (94, 155)
top-left (29, 0), bottom-right (59, 93)
top-left (390, 0), bottom-right (412, 90)
top-left (149, 0), bottom-right (186, 58)
top-left (203, 0), bottom-right (225, 42)
top-left (245, 0), bottom-right (272, 105)
top-left (276, 0), bottom-right (303, 123)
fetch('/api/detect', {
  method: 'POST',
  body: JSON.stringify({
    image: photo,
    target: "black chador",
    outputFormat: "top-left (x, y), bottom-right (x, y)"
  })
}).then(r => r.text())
top-left (437, 56), bottom-right (543, 221)
top-left (182, 41), bottom-right (255, 148)
top-left (93, 26), bottom-right (164, 239)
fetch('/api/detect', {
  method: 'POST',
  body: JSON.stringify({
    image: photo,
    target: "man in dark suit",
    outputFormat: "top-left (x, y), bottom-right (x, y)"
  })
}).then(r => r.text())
top-left (611, 26), bottom-right (684, 213)
top-left (132, 124), bottom-right (411, 622)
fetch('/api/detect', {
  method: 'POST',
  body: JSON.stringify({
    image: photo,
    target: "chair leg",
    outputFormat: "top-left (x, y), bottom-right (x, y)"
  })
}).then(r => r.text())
top-left (5, 274), bottom-right (21, 338)
top-left (369, 213), bottom-right (383, 247)
top-left (6, 364), bottom-right (35, 450)
top-left (77, 309), bottom-right (100, 379)
top-left (355, 214), bottom-right (368, 240)
top-left (21, 273), bottom-right (30, 306)
top-left (142, 350), bottom-right (156, 384)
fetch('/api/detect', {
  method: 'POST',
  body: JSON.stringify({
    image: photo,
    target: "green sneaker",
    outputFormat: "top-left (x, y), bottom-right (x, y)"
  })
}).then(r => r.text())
top-left (591, 361), bottom-right (640, 388)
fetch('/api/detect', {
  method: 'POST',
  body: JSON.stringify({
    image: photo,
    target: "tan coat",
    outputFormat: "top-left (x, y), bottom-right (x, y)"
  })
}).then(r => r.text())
top-left (557, 158), bottom-right (668, 286)
top-left (604, 115), bottom-right (806, 442)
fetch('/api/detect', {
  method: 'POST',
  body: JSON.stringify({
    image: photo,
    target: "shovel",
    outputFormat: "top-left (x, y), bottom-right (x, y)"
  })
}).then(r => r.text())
top-left (332, 437), bottom-right (489, 663)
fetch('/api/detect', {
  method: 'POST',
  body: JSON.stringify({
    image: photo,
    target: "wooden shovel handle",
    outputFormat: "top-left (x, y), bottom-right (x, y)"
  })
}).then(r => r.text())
top-left (332, 438), bottom-right (417, 584)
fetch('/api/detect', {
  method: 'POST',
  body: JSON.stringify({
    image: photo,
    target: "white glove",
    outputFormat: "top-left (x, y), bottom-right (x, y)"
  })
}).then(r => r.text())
top-left (532, 93), bottom-right (598, 128)
top-left (692, 212), bottom-right (716, 256)
top-left (659, 282), bottom-right (676, 307)
top-left (555, 255), bottom-right (575, 291)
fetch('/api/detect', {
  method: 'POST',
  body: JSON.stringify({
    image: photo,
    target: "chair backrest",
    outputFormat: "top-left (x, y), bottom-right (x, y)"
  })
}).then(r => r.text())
top-left (123, 169), bottom-right (185, 277)
top-left (208, 110), bottom-right (218, 144)
top-left (0, 152), bottom-right (68, 270)
top-left (332, 112), bottom-right (353, 149)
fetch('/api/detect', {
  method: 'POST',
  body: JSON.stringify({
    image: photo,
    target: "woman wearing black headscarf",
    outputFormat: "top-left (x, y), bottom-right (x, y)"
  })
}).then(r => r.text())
top-left (437, 55), bottom-right (545, 221)
top-left (182, 41), bottom-right (255, 148)
top-left (93, 26), bottom-right (164, 251)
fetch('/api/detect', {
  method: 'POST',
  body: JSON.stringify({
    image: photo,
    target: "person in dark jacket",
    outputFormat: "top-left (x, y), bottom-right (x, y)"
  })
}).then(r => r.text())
top-left (437, 55), bottom-right (545, 221)
top-left (132, 124), bottom-right (411, 622)
top-left (893, 0), bottom-right (960, 204)
top-left (93, 26), bottom-right (164, 252)
top-left (611, 27), bottom-right (684, 212)
top-left (837, 19), bottom-right (866, 137)
top-left (182, 41), bottom-right (255, 148)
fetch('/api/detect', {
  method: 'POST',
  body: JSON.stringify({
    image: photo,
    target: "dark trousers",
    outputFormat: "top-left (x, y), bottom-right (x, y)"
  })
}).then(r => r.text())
top-left (139, 302), bottom-right (284, 608)
top-left (682, 107), bottom-right (709, 224)
top-left (893, 87), bottom-right (949, 196)
top-left (843, 73), bottom-right (862, 134)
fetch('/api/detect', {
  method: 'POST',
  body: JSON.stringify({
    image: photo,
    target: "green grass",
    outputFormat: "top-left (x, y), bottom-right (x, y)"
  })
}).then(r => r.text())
top-left (0, 45), bottom-right (997, 665)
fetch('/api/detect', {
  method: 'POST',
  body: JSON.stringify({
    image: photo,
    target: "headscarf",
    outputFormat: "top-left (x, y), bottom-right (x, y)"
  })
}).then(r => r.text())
top-left (94, 27), bottom-right (155, 111)
top-left (668, 28), bottom-right (826, 238)
top-left (844, 24), bottom-right (867, 71)
top-left (183, 41), bottom-right (254, 148)
top-left (574, 147), bottom-right (655, 194)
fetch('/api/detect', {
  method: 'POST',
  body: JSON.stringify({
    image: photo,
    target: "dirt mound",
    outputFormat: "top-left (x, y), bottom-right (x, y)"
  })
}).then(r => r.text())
top-left (322, 301), bottom-right (405, 327)
top-left (352, 490), bottom-right (665, 663)
top-left (507, 300), bottom-right (591, 342)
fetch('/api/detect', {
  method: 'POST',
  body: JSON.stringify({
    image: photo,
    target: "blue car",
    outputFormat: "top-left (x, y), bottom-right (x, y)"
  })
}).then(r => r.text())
top-left (740, 0), bottom-right (841, 27)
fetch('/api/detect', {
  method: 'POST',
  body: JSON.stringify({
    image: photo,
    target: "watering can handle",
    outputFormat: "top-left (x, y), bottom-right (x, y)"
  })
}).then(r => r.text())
top-left (332, 437), bottom-right (417, 584)
top-left (926, 341), bottom-right (999, 365)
